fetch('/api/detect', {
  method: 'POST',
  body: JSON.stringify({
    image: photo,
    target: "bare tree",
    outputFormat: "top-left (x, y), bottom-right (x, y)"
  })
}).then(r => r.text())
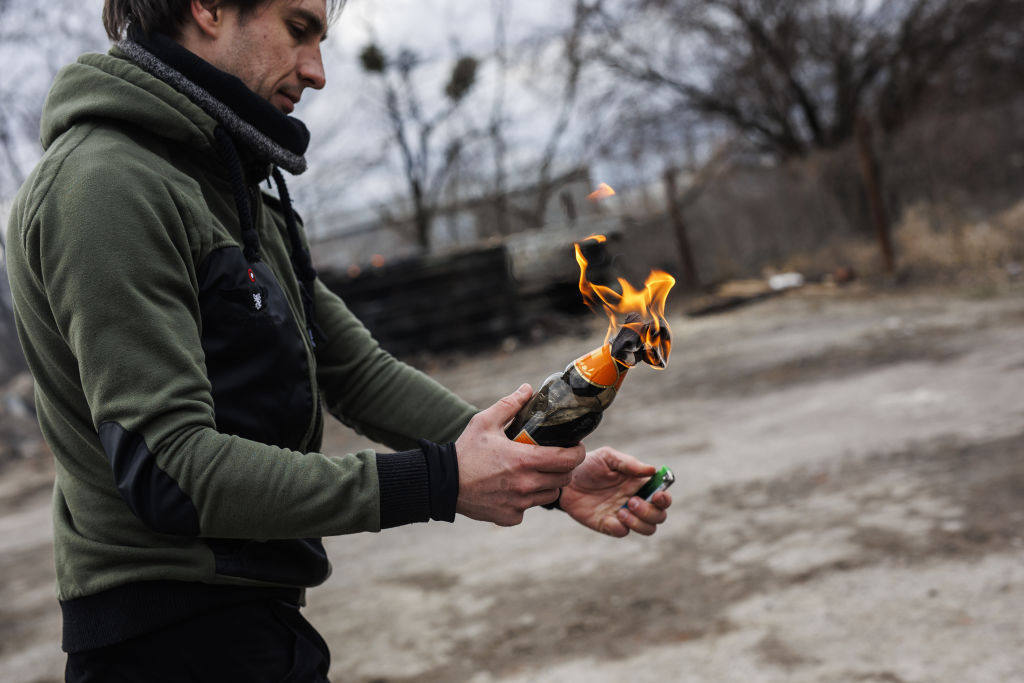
top-left (581, 0), bottom-right (1022, 275)
top-left (484, 0), bottom-right (512, 237)
top-left (526, 0), bottom-right (598, 227)
top-left (662, 139), bottom-right (738, 286)
top-left (593, 0), bottom-right (1021, 158)
top-left (358, 42), bottom-right (479, 251)
top-left (468, 0), bottom-right (607, 231)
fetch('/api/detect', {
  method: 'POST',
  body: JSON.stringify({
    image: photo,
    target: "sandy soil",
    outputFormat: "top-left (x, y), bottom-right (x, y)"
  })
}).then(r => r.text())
top-left (3, 283), bottom-right (1024, 682)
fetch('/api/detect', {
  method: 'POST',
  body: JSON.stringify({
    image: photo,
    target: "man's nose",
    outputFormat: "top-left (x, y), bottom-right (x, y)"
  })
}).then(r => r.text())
top-left (299, 45), bottom-right (326, 90)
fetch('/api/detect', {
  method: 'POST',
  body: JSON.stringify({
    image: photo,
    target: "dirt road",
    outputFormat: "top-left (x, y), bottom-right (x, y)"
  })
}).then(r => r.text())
top-left (3, 284), bottom-right (1024, 682)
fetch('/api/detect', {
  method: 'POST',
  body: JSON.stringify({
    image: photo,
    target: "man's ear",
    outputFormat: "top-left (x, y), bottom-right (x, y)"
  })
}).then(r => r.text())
top-left (189, 0), bottom-right (226, 39)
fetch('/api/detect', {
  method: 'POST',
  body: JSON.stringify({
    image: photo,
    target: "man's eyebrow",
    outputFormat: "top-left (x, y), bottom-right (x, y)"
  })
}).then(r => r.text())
top-left (290, 8), bottom-right (329, 41)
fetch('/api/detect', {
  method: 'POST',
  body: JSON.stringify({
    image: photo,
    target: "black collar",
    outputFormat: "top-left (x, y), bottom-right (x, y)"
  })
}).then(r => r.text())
top-left (128, 25), bottom-right (311, 160)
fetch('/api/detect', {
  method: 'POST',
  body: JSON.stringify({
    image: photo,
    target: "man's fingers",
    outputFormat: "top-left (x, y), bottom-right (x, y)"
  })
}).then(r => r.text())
top-left (616, 508), bottom-right (657, 536)
top-left (599, 516), bottom-right (630, 538)
top-left (520, 471), bottom-right (572, 494)
top-left (493, 510), bottom-right (525, 527)
top-left (625, 496), bottom-right (669, 525)
top-left (528, 489), bottom-right (561, 508)
top-left (651, 491), bottom-right (673, 509)
top-left (524, 444), bottom-right (586, 473)
top-left (605, 449), bottom-right (657, 478)
top-left (477, 384), bottom-right (533, 429)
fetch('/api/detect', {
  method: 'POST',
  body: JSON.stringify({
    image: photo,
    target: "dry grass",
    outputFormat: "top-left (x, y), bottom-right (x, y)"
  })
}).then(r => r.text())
top-left (773, 200), bottom-right (1024, 286)
top-left (896, 201), bottom-right (1024, 269)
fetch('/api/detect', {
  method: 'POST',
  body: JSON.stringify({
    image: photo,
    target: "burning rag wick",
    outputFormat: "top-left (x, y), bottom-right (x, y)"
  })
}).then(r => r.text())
top-left (573, 234), bottom-right (676, 367)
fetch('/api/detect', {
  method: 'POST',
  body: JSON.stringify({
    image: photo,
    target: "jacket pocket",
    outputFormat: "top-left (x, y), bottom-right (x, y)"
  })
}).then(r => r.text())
top-left (206, 537), bottom-right (331, 586)
top-left (198, 246), bottom-right (313, 452)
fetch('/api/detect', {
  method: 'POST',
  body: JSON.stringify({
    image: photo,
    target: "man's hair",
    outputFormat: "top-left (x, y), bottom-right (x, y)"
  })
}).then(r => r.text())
top-left (102, 0), bottom-right (343, 42)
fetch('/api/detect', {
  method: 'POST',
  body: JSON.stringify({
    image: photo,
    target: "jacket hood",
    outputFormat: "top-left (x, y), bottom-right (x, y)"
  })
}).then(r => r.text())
top-left (40, 49), bottom-right (217, 155)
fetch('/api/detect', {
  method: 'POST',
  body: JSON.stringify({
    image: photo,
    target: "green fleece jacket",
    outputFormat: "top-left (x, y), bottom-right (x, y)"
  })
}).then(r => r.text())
top-left (5, 47), bottom-right (476, 613)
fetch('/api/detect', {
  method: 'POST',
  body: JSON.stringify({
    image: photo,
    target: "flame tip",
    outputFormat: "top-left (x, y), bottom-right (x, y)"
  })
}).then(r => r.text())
top-left (574, 237), bottom-right (675, 366)
top-left (586, 183), bottom-right (616, 201)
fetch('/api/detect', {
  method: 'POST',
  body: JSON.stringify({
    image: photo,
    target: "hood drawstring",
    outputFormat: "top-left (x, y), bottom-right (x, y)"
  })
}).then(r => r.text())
top-left (214, 125), bottom-right (325, 347)
top-left (214, 127), bottom-right (261, 264)
top-left (272, 167), bottom-right (326, 348)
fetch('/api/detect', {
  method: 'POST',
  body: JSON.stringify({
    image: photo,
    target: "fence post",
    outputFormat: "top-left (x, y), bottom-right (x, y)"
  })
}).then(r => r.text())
top-left (663, 167), bottom-right (700, 289)
top-left (855, 116), bottom-right (895, 274)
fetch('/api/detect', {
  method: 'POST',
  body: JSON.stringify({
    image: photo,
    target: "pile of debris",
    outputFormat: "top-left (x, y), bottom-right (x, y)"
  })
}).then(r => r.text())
top-left (685, 267), bottom-right (856, 317)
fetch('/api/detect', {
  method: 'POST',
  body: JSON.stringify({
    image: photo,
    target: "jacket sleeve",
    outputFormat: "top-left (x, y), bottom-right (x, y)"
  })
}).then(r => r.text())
top-left (312, 279), bottom-right (478, 451)
top-left (32, 151), bottom-right (381, 539)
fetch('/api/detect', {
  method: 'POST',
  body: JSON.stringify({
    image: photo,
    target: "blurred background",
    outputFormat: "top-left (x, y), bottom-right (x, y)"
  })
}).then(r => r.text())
top-left (3, 0), bottom-right (1023, 361)
top-left (2, 1), bottom-right (1024, 681)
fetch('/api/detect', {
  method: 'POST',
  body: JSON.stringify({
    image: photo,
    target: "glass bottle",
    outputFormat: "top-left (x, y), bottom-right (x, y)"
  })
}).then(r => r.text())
top-left (504, 317), bottom-right (660, 447)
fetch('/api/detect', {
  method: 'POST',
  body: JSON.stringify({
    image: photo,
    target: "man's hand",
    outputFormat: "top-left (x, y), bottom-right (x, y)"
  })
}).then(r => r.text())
top-left (455, 384), bottom-right (586, 526)
top-left (559, 447), bottom-right (672, 537)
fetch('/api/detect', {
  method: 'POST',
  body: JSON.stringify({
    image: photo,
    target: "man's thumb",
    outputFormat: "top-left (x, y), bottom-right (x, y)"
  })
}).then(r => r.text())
top-left (482, 383), bottom-right (533, 428)
top-left (609, 450), bottom-right (657, 478)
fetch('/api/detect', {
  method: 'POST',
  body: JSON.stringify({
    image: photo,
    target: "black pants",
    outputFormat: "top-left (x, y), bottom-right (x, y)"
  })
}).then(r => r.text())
top-left (65, 599), bottom-right (331, 683)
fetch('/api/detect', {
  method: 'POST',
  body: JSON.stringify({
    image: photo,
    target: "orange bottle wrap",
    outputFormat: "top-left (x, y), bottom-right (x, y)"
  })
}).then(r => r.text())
top-left (507, 344), bottom-right (628, 446)
top-left (511, 429), bottom-right (538, 445)
top-left (573, 344), bottom-right (629, 390)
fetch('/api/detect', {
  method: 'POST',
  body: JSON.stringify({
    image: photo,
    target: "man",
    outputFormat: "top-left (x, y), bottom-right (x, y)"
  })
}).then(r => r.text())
top-left (5, 0), bottom-right (672, 680)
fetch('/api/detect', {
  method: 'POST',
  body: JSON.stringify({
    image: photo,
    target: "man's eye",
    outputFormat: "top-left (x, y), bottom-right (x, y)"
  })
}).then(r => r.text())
top-left (288, 23), bottom-right (306, 38)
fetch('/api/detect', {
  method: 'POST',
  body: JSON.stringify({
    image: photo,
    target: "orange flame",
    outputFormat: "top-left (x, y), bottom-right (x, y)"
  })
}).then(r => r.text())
top-left (574, 235), bottom-right (675, 367)
top-left (587, 183), bottom-right (616, 201)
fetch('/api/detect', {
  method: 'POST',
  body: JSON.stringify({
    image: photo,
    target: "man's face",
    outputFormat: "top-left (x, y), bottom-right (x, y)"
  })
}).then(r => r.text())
top-left (213, 0), bottom-right (328, 114)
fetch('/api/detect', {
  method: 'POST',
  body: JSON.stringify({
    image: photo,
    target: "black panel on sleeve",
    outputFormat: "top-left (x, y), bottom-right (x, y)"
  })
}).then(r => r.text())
top-left (98, 422), bottom-right (201, 536)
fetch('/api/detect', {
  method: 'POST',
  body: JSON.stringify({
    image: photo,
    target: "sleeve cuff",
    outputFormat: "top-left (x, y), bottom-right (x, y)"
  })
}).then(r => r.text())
top-left (419, 439), bottom-right (459, 523)
top-left (375, 450), bottom-right (430, 529)
top-left (375, 441), bottom-right (460, 529)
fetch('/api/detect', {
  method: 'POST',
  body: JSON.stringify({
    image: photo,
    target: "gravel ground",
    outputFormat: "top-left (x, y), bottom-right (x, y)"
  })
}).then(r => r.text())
top-left (3, 282), bottom-right (1024, 682)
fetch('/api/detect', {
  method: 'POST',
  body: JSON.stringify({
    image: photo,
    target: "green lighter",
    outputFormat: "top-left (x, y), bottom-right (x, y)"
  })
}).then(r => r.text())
top-left (624, 466), bottom-right (675, 507)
